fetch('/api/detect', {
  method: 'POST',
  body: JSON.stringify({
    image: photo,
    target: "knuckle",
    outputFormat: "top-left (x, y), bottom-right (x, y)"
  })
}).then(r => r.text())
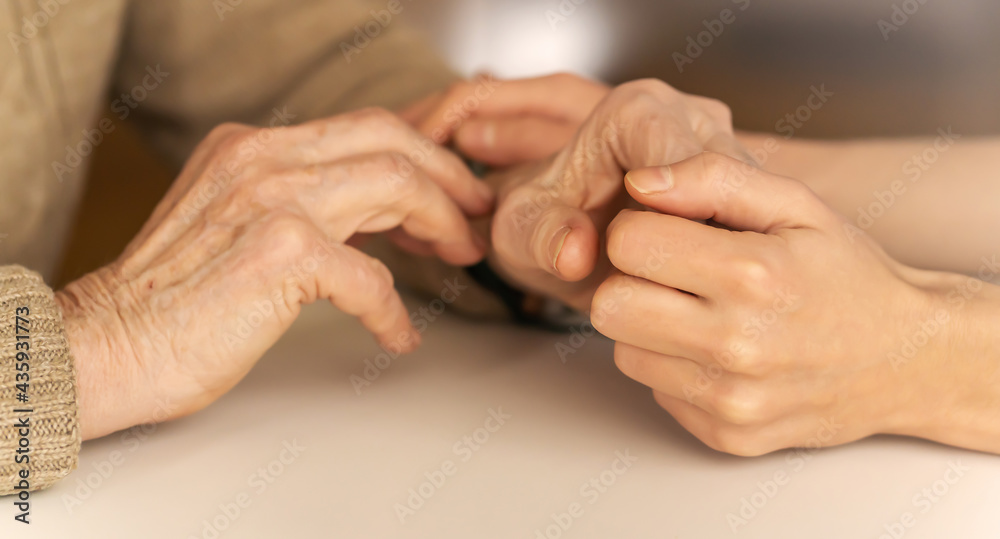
top-left (238, 163), bottom-right (295, 196)
top-left (713, 333), bottom-right (767, 374)
top-left (616, 78), bottom-right (677, 101)
top-left (613, 91), bottom-right (664, 126)
top-left (707, 380), bottom-right (768, 426)
top-left (606, 85), bottom-right (700, 154)
top-left (786, 180), bottom-right (824, 213)
top-left (371, 152), bottom-right (419, 196)
top-left (733, 256), bottom-right (778, 295)
top-left (236, 170), bottom-right (296, 209)
top-left (226, 175), bottom-right (260, 207)
top-left (222, 124), bottom-right (259, 146)
top-left (210, 125), bottom-right (266, 164)
top-left (208, 121), bottom-right (252, 142)
top-left (260, 214), bottom-right (315, 261)
top-left (389, 163), bottom-right (421, 196)
top-left (607, 79), bottom-right (681, 118)
top-left (380, 151), bottom-right (412, 173)
top-left (698, 97), bottom-right (733, 125)
top-left (695, 151), bottom-right (739, 187)
top-left (262, 123), bottom-right (292, 141)
top-left (201, 171), bottom-right (267, 222)
top-left (602, 80), bottom-right (671, 125)
top-left (361, 256), bottom-right (396, 301)
top-left (725, 253), bottom-right (789, 304)
top-left (351, 106), bottom-right (402, 131)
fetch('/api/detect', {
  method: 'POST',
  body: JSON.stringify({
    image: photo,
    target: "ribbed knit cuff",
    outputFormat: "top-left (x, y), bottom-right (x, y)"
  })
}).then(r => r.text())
top-left (0, 266), bottom-right (80, 495)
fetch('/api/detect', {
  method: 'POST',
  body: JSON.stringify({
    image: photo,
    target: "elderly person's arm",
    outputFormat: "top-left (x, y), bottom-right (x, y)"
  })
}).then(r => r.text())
top-left (0, 112), bottom-right (491, 497)
top-left (1, 0), bottom-right (490, 495)
top-left (65, 1), bottom-right (500, 434)
top-left (0, 268), bottom-right (80, 495)
top-left (58, 114), bottom-right (490, 441)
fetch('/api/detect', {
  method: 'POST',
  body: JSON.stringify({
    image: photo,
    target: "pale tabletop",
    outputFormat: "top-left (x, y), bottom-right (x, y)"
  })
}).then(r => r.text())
top-left (15, 298), bottom-right (1000, 538)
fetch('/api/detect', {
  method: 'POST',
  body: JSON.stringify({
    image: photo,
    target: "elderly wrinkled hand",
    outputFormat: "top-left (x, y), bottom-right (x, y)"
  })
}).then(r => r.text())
top-left (56, 109), bottom-right (492, 440)
top-left (405, 73), bottom-right (610, 166)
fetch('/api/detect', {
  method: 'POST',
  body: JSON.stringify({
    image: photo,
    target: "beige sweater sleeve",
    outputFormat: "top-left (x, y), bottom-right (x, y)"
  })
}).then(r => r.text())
top-left (0, 266), bottom-right (80, 496)
top-left (2, 1), bottom-right (502, 498)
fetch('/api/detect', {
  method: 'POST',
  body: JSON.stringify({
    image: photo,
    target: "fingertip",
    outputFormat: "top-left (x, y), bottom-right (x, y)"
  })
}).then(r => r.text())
top-left (377, 312), bottom-right (422, 354)
top-left (624, 166), bottom-right (674, 197)
top-left (551, 226), bottom-right (597, 282)
top-left (445, 148), bottom-right (494, 216)
top-left (436, 244), bottom-right (485, 267)
top-left (433, 229), bottom-right (488, 267)
top-left (443, 166), bottom-right (493, 218)
top-left (384, 326), bottom-right (421, 354)
top-left (549, 226), bottom-right (572, 274)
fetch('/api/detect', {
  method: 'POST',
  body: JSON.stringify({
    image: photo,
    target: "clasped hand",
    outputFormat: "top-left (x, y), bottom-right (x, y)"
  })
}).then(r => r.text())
top-left (425, 74), bottom-right (989, 455)
top-left (60, 73), bottom-right (994, 456)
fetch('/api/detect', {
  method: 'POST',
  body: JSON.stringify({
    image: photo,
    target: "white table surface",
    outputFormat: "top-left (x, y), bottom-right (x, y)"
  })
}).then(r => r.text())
top-left (11, 298), bottom-right (1000, 538)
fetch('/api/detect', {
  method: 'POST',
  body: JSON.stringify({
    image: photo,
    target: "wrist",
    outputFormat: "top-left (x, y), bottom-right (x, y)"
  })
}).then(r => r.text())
top-left (55, 267), bottom-right (145, 440)
top-left (884, 267), bottom-right (1000, 452)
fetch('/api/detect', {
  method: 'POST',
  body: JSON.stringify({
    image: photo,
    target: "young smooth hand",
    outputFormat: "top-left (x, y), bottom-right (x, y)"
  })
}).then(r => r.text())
top-left (595, 152), bottom-right (1000, 455)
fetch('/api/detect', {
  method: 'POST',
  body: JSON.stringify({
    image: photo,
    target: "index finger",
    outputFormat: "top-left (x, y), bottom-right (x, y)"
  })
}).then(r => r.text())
top-left (285, 109), bottom-right (495, 217)
top-left (417, 73), bottom-right (610, 143)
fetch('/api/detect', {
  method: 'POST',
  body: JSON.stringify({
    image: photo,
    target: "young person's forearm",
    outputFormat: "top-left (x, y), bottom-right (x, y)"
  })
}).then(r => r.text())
top-left (884, 267), bottom-right (1000, 453)
top-left (737, 131), bottom-right (1000, 275)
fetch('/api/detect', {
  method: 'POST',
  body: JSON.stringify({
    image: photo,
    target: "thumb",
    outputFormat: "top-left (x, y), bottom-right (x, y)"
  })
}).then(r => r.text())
top-left (623, 152), bottom-right (830, 234)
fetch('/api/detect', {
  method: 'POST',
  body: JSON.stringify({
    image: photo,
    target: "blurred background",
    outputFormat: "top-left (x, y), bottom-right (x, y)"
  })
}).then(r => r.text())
top-left (57, 0), bottom-right (1000, 286)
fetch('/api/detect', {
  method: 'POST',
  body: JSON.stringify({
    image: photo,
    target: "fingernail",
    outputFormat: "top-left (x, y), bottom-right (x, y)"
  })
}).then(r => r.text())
top-left (625, 166), bottom-right (674, 195)
top-left (549, 227), bottom-right (572, 273)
